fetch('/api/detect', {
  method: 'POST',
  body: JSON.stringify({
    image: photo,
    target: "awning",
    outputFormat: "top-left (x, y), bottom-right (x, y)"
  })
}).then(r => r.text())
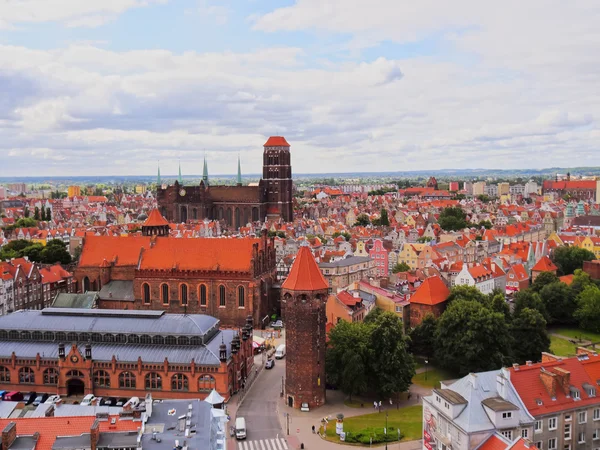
top-left (204, 389), bottom-right (225, 406)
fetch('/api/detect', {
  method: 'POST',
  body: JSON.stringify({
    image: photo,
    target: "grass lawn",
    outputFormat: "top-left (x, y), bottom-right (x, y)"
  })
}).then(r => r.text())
top-left (412, 367), bottom-right (455, 389)
top-left (551, 327), bottom-right (600, 343)
top-left (323, 405), bottom-right (423, 443)
top-left (549, 335), bottom-right (577, 357)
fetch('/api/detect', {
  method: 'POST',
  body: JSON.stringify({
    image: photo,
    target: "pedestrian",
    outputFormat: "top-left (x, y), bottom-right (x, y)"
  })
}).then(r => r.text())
top-left (389, 398), bottom-right (392, 405)
top-left (408, 392), bottom-right (412, 401)
top-left (373, 401), bottom-right (377, 409)
top-left (378, 401), bottom-right (382, 410)
top-left (312, 425), bottom-right (316, 434)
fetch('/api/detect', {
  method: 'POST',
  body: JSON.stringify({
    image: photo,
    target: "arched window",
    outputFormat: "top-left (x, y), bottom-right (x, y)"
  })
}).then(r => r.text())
top-left (94, 370), bottom-right (111, 387)
top-left (165, 335), bottom-right (176, 346)
top-left (0, 366), bottom-right (10, 383)
top-left (180, 284), bottom-right (188, 306)
top-left (43, 368), bottom-right (58, 385)
top-left (219, 285), bottom-right (226, 307)
top-left (139, 335), bottom-right (151, 345)
top-left (103, 334), bottom-right (115, 343)
top-left (83, 276), bottom-right (90, 292)
top-left (66, 370), bottom-right (84, 378)
top-left (67, 332), bottom-right (78, 342)
top-left (190, 336), bottom-right (201, 346)
top-left (56, 332), bottom-right (66, 342)
top-left (199, 284), bottom-right (207, 306)
top-left (238, 286), bottom-right (245, 308)
top-left (152, 335), bottom-right (164, 345)
top-left (115, 334), bottom-right (127, 344)
top-left (21, 331), bottom-right (31, 340)
top-left (128, 335), bottom-right (140, 344)
top-left (198, 374), bottom-right (216, 391)
top-left (177, 336), bottom-right (189, 346)
top-left (119, 371), bottom-right (136, 389)
top-left (143, 283), bottom-right (150, 304)
top-left (8, 330), bottom-right (19, 340)
top-left (91, 333), bottom-right (102, 343)
top-left (19, 367), bottom-right (35, 384)
top-left (161, 284), bottom-right (169, 305)
top-left (171, 374), bottom-right (189, 391)
top-left (145, 372), bottom-right (162, 390)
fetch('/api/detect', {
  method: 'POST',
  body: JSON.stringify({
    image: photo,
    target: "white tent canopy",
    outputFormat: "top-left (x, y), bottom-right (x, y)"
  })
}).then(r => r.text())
top-left (204, 389), bottom-right (225, 406)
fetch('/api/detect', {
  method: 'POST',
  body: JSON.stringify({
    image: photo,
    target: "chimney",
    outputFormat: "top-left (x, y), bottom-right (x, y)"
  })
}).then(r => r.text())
top-left (553, 367), bottom-right (571, 395)
top-left (541, 352), bottom-right (562, 363)
top-left (526, 361), bottom-right (532, 366)
top-left (539, 369), bottom-right (557, 398)
top-left (470, 373), bottom-right (478, 389)
top-left (90, 419), bottom-right (100, 450)
top-left (145, 393), bottom-right (153, 418)
top-left (576, 347), bottom-right (598, 357)
top-left (2, 423), bottom-right (17, 450)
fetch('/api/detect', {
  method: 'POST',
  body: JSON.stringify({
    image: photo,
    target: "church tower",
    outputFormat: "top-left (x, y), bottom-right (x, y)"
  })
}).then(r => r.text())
top-left (282, 245), bottom-right (328, 409)
top-left (263, 137), bottom-right (293, 222)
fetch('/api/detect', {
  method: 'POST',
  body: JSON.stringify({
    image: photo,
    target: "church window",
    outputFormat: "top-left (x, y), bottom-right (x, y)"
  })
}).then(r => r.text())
top-left (43, 368), bottom-right (58, 385)
top-left (143, 283), bottom-right (150, 304)
top-left (0, 366), bottom-right (10, 383)
top-left (119, 371), bottom-right (136, 389)
top-left (199, 374), bottom-right (216, 391)
top-left (94, 370), bottom-right (111, 387)
top-left (219, 285), bottom-right (226, 307)
top-left (19, 367), bottom-right (35, 384)
top-left (66, 370), bottom-right (84, 378)
top-left (199, 284), bottom-right (207, 306)
top-left (145, 372), bottom-right (162, 390)
top-left (171, 373), bottom-right (189, 391)
top-left (238, 286), bottom-right (245, 308)
top-left (161, 283), bottom-right (169, 305)
top-left (180, 284), bottom-right (188, 305)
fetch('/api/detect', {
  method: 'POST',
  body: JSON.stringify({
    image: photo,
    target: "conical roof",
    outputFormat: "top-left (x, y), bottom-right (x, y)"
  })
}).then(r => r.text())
top-left (282, 245), bottom-right (328, 291)
top-left (143, 209), bottom-right (169, 227)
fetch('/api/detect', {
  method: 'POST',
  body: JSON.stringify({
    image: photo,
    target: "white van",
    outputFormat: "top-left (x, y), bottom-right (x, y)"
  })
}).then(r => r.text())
top-left (235, 417), bottom-right (247, 440)
top-left (81, 394), bottom-right (96, 406)
top-left (275, 344), bottom-right (286, 359)
top-left (124, 396), bottom-right (140, 408)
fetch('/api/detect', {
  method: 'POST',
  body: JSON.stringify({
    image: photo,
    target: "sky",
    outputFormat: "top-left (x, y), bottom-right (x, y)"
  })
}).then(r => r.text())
top-left (1, 0), bottom-right (600, 177)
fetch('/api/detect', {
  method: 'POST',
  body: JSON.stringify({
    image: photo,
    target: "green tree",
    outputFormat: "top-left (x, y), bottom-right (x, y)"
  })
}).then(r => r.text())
top-left (477, 194), bottom-right (491, 202)
top-left (435, 300), bottom-right (513, 375)
top-left (46, 207), bottom-right (51, 221)
top-left (409, 314), bottom-right (437, 357)
top-left (539, 282), bottom-right (576, 325)
top-left (24, 206), bottom-right (30, 218)
top-left (326, 321), bottom-right (370, 400)
top-left (40, 239), bottom-right (72, 264)
top-left (33, 207), bottom-right (40, 221)
top-left (510, 307), bottom-right (550, 364)
top-left (368, 312), bottom-right (415, 397)
top-left (40, 206), bottom-right (46, 221)
top-left (364, 307), bottom-right (384, 324)
top-left (513, 290), bottom-right (548, 321)
top-left (380, 208), bottom-right (390, 226)
top-left (551, 246), bottom-right (595, 275)
top-left (437, 207), bottom-right (468, 231)
top-left (447, 285), bottom-right (488, 306)
top-left (22, 243), bottom-right (44, 262)
top-left (478, 220), bottom-right (493, 229)
top-left (392, 262), bottom-right (411, 273)
top-left (488, 290), bottom-right (510, 319)
top-left (571, 268), bottom-right (593, 295)
top-left (531, 271), bottom-right (559, 292)
top-left (72, 245), bottom-right (83, 263)
top-left (354, 214), bottom-right (370, 227)
top-left (574, 285), bottom-right (600, 333)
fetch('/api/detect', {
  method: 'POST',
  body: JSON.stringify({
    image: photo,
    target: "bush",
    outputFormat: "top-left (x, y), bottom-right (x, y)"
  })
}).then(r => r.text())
top-left (344, 427), bottom-right (402, 444)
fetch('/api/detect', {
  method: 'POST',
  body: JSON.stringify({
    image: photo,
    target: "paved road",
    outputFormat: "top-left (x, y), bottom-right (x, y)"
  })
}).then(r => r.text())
top-left (236, 357), bottom-right (286, 444)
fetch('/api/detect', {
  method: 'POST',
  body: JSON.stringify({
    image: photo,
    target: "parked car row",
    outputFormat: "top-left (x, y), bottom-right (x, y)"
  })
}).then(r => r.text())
top-left (0, 391), bottom-right (138, 408)
top-left (0, 390), bottom-right (49, 406)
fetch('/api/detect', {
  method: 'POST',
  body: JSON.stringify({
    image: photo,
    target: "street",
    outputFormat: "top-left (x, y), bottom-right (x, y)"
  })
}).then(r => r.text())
top-left (235, 356), bottom-right (287, 449)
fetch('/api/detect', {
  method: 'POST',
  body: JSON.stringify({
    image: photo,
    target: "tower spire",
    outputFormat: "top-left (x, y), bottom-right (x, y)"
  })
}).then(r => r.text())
top-left (178, 159), bottom-right (183, 184)
top-left (237, 154), bottom-right (242, 186)
top-left (157, 161), bottom-right (161, 186)
top-left (202, 155), bottom-right (209, 186)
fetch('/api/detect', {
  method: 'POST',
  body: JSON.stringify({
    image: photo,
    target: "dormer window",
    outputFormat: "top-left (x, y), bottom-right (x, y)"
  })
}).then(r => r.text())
top-left (503, 412), bottom-right (513, 419)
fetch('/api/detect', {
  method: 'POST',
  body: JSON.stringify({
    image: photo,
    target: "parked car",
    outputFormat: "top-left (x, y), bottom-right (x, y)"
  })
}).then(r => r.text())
top-left (265, 359), bottom-right (275, 369)
top-left (33, 393), bottom-right (49, 406)
top-left (100, 397), bottom-right (113, 406)
top-left (81, 394), bottom-right (96, 406)
top-left (270, 320), bottom-right (284, 328)
top-left (5, 392), bottom-right (23, 402)
top-left (45, 395), bottom-right (60, 404)
top-left (23, 392), bottom-right (37, 405)
top-left (115, 398), bottom-right (128, 407)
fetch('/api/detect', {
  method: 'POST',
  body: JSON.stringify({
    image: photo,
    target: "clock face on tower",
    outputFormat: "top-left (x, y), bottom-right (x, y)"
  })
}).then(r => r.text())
top-left (179, 189), bottom-right (186, 197)
top-left (70, 355), bottom-right (79, 363)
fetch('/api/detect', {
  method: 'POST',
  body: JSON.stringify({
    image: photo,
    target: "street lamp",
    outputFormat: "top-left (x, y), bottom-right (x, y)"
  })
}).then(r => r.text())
top-left (425, 360), bottom-right (429, 381)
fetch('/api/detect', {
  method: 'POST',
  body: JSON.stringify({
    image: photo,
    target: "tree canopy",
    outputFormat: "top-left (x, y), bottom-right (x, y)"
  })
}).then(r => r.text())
top-left (392, 262), bottom-right (411, 274)
top-left (437, 207), bottom-right (468, 231)
top-left (574, 285), bottom-right (600, 333)
top-left (354, 214), bottom-right (371, 227)
top-left (551, 246), bottom-right (595, 275)
top-left (0, 238), bottom-right (71, 264)
top-left (510, 308), bottom-right (550, 364)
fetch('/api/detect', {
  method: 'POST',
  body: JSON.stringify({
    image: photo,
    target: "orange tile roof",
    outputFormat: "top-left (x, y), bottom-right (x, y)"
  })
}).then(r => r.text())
top-left (264, 136), bottom-right (290, 147)
top-left (143, 208), bottom-right (169, 227)
top-left (282, 246), bottom-right (328, 291)
top-left (0, 416), bottom-right (139, 450)
top-left (531, 255), bottom-right (558, 272)
top-left (409, 275), bottom-right (450, 306)
top-left (478, 435), bottom-right (509, 450)
top-left (559, 274), bottom-right (574, 285)
top-left (40, 264), bottom-right (72, 284)
top-left (509, 264), bottom-right (529, 281)
top-left (79, 236), bottom-right (151, 268)
top-left (337, 290), bottom-right (361, 307)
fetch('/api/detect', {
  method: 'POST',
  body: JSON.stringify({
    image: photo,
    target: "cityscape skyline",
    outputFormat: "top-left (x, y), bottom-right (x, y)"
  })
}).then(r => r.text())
top-left (2, 1), bottom-right (600, 176)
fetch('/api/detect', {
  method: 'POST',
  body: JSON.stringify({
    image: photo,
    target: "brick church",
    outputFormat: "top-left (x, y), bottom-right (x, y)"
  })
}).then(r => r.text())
top-left (156, 136), bottom-right (294, 228)
top-left (74, 215), bottom-right (278, 328)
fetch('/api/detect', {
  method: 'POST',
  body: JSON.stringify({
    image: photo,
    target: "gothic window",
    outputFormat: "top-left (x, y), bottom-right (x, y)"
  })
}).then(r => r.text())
top-left (152, 335), bottom-right (165, 345)
top-left (0, 366), bottom-right (10, 383)
top-left (128, 334), bottom-right (140, 344)
top-left (83, 277), bottom-right (90, 292)
top-left (67, 332), bottom-right (78, 342)
top-left (238, 286), bottom-right (245, 308)
top-left (115, 334), bottom-right (127, 343)
top-left (190, 336), bottom-right (201, 346)
top-left (143, 283), bottom-right (150, 304)
top-left (119, 371), bottom-right (136, 389)
top-left (165, 335), bottom-right (176, 345)
top-left (180, 284), bottom-right (188, 305)
top-left (94, 370), bottom-right (111, 387)
top-left (19, 367), bottom-right (35, 384)
top-left (145, 372), bottom-right (162, 390)
top-left (43, 368), bottom-right (58, 385)
top-left (199, 284), bottom-right (207, 306)
top-left (66, 370), bottom-right (84, 378)
top-left (177, 336), bottom-right (189, 346)
top-left (161, 283), bottom-right (169, 305)
top-left (171, 373), bottom-right (189, 391)
top-left (219, 285), bottom-right (226, 307)
top-left (199, 374), bottom-right (216, 391)
top-left (21, 331), bottom-right (31, 340)
top-left (139, 335), bottom-right (151, 345)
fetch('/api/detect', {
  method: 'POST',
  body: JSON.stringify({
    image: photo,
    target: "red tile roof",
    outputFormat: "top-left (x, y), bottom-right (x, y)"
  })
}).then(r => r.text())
top-left (509, 264), bottom-right (529, 281)
top-left (79, 236), bottom-right (151, 268)
top-left (559, 274), bottom-right (574, 285)
top-left (263, 136), bottom-right (290, 147)
top-left (409, 275), bottom-right (450, 306)
top-left (531, 256), bottom-right (558, 273)
top-left (282, 246), bottom-right (328, 291)
top-left (478, 435), bottom-right (509, 450)
top-left (143, 208), bottom-right (169, 227)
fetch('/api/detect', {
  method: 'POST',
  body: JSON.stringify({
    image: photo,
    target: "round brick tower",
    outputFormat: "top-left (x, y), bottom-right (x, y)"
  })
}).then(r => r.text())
top-left (281, 245), bottom-right (329, 410)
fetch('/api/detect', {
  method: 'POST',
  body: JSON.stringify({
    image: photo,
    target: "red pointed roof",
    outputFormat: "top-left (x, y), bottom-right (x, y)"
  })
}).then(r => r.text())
top-left (144, 208), bottom-right (169, 227)
top-left (264, 136), bottom-right (290, 147)
top-left (282, 246), bottom-right (328, 291)
top-left (531, 255), bottom-right (558, 272)
top-left (409, 275), bottom-right (450, 306)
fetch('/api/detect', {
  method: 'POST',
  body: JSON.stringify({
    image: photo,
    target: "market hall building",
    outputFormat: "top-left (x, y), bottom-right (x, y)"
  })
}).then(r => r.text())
top-left (0, 308), bottom-right (254, 401)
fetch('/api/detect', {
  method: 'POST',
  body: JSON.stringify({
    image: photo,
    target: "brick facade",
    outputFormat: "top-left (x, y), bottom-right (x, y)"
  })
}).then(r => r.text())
top-left (409, 302), bottom-right (446, 328)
